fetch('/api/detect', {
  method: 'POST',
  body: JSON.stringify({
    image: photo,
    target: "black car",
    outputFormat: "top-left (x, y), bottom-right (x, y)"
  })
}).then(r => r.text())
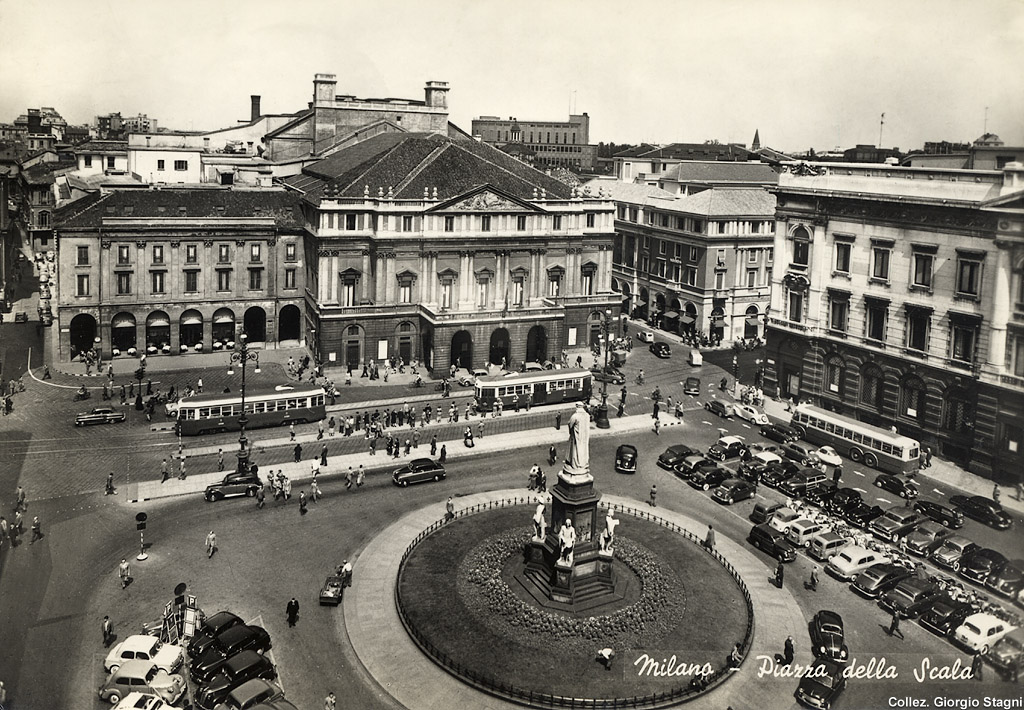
top-left (615, 444), bottom-right (638, 474)
top-left (708, 436), bottom-right (748, 461)
top-left (762, 461), bottom-right (801, 489)
top-left (804, 481), bottom-right (838, 507)
top-left (919, 598), bottom-right (975, 637)
top-left (657, 444), bottom-right (697, 470)
top-left (689, 466), bottom-right (731, 491)
top-left (949, 495), bottom-right (1012, 530)
top-left (194, 650), bottom-right (276, 709)
top-left (748, 523), bottom-right (796, 562)
top-left (205, 472), bottom-right (263, 502)
top-left (809, 610), bottom-right (849, 661)
top-left (914, 500), bottom-right (964, 529)
top-left (959, 548), bottom-right (1008, 585)
top-left (591, 367), bottom-right (626, 385)
top-left (782, 441), bottom-right (817, 464)
top-left (986, 559), bottom-right (1024, 598)
top-left (188, 611), bottom-right (244, 659)
top-left (683, 377), bottom-right (701, 396)
top-left (852, 563), bottom-right (914, 599)
top-left (190, 625), bottom-right (272, 684)
top-left (760, 423), bottom-right (800, 444)
top-left (794, 657), bottom-right (846, 709)
top-left (826, 488), bottom-right (863, 516)
top-left (712, 478), bottom-right (757, 505)
top-left (704, 400), bottom-right (733, 418)
top-left (674, 455), bottom-right (718, 480)
top-left (649, 342), bottom-right (671, 358)
top-left (75, 406), bottom-right (127, 426)
top-left (392, 458), bottom-right (446, 486)
top-left (879, 578), bottom-right (943, 619)
top-left (873, 473), bottom-right (918, 499)
top-left (845, 502), bottom-right (885, 528)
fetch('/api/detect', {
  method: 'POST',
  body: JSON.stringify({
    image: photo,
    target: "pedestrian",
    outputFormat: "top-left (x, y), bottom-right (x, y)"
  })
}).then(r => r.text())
top-left (102, 615), bottom-right (114, 647)
top-left (445, 496), bottom-right (455, 522)
top-left (321, 444), bottom-right (328, 467)
top-left (439, 444), bottom-right (447, 463)
top-left (652, 401), bottom-right (660, 419)
top-left (43, 365), bottom-right (51, 380)
top-left (256, 486), bottom-right (265, 509)
top-left (345, 467), bottom-right (353, 490)
top-left (993, 484), bottom-right (1001, 504)
top-left (884, 608), bottom-right (905, 638)
top-left (294, 443), bottom-right (302, 463)
top-left (118, 558), bottom-right (131, 589)
top-left (972, 650), bottom-right (983, 681)
top-left (324, 692), bottom-right (337, 710)
top-left (1017, 480), bottom-right (1024, 502)
top-left (617, 400), bottom-right (625, 418)
top-left (217, 448), bottom-right (224, 472)
top-left (513, 394), bottom-right (520, 413)
top-left (0, 516), bottom-right (9, 546)
top-left (299, 491), bottom-right (308, 515)
top-left (775, 560), bottom-right (784, 588)
top-left (653, 417), bottom-right (661, 435)
top-left (205, 530), bottom-right (217, 558)
top-left (286, 597), bottom-right (300, 627)
top-left (774, 635), bottom-right (795, 666)
top-left (704, 525), bottom-right (715, 552)
top-left (179, 457), bottom-right (187, 480)
top-left (329, 416), bottom-right (336, 437)
top-left (555, 412), bottom-right (562, 430)
top-left (807, 565), bottom-right (819, 591)
top-left (832, 465), bottom-right (842, 486)
top-left (923, 445), bottom-right (933, 469)
top-left (649, 484), bottom-right (657, 507)
top-left (430, 435), bottom-right (437, 456)
top-left (549, 444), bottom-right (557, 465)
top-left (310, 476), bottom-right (321, 503)
top-left (369, 437), bottom-right (377, 456)
top-left (283, 475), bottom-right (292, 499)
top-left (161, 458), bottom-right (169, 483)
top-left (404, 439), bottom-right (412, 456)
top-left (29, 516), bottom-right (41, 544)
top-left (340, 558), bottom-right (353, 587)
top-left (105, 472), bottom-right (116, 495)
top-left (356, 465), bottom-right (364, 488)
top-left (413, 430), bottom-right (420, 449)
top-left (597, 647), bottom-right (615, 671)
top-left (197, 377), bottom-right (203, 393)
top-left (478, 421), bottom-right (484, 438)
top-left (290, 423), bottom-right (296, 441)
top-left (496, 400), bottom-right (503, 417)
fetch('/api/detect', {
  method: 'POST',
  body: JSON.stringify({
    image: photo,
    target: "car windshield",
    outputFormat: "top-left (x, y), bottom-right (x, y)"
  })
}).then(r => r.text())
top-left (964, 622), bottom-right (981, 636)
top-left (145, 665), bottom-right (158, 681)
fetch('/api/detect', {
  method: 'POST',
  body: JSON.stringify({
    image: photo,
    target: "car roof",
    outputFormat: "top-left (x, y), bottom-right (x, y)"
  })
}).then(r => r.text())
top-left (617, 444), bottom-right (637, 453)
top-left (719, 436), bottom-right (744, 445)
top-left (410, 458), bottom-right (435, 466)
top-left (817, 609), bottom-right (843, 625)
top-left (229, 678), bottom-right (278, 702)
top-left (112, 660), bottom-right (160, 677)
top-left (207, 611), bottom-right (242, 627)
top-left (225, 649), bottom-right (264, 671)
top-left (216, 624), bottom-right (253, 644)
top-left (119, 635), bottom-right (160, 650)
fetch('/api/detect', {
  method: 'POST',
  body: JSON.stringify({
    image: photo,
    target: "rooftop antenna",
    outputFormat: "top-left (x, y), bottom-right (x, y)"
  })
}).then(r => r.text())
top-left (984, 106), bottom-right (989, 134)
top-left (878, 112), bottom-right (885, 148)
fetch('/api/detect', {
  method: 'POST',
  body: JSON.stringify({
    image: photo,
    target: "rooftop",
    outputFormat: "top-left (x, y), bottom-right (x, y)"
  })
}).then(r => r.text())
top-left (582, 178), bottom-right (677, 207)
top-left (659, 161), bottom-right (779, 185)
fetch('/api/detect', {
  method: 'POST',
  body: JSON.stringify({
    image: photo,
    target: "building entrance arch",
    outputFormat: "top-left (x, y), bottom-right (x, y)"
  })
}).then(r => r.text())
top-left (344, 325), bottom-right (364, 370)
top-left (110, 312), bottom-right (137, 353)
top-left (70, 313), bottom-right (97, 358)
top-left (279, 304), bottom-right (301, 342)
top-left (213, 308), bottom-right (235, 345)
top-left (180, 309), bottom-right (204, 348)
top-left (744, 305), bottom-right (760, 340)
top-left (526, 325), bottom-right (548, 364)
top-left (396, 321), bottom-right (416, 365)
top-left (146, 311), bottom-right (171, 351)
top-left (489, 328), bottom-right (510, 367)
top-left (244, 307), bottom-right (266, 342)
top-left (451, 330), bottom-right (473, 369)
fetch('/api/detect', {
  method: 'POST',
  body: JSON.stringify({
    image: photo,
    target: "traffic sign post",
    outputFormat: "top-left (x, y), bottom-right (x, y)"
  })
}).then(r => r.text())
top-left (136, 512), bottom-right (149, 561)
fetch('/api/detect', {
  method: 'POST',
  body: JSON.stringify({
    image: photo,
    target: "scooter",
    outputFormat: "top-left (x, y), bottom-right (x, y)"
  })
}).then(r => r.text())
top-left (74, 389), bottom-right (91, 401)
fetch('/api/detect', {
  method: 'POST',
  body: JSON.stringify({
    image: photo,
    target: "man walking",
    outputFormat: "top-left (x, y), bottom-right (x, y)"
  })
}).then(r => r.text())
top-left (161, 458), bottom-right (169, 483)
top-left (29, 516), bottom-right (42, 544)
top-left (286, 597), bottom-right (300, 627)
top-left (324, 692), bottom-right (337, 710)
top-left (105, 472), bottom-right (117, 495)
top-left (775, 560), bottom-right (785, 588)
top-left (15, 486), bottom-right (26, 513)
top-left (294, 443), bottom-right (302, 463)
top-left (430, 435), bottom-right (437, 456)
top-left (888, 610), bottom-right (904, 639)
top-left (439, 444), bottom-right (447, 463)
top-left (555, 412), bottom-right (562, 430)
top-left (321, 444), bottom-right (328, 467)
top-left (356, 465), bottom-right (365, 488)
top-left (179, 457), bottom-right (187, 480)
top-left (290, 423), bottom-right (296, 442)
top-left (649, 484), bottom-right (657, 507)
top-left (299, 491), bottom-right (308, 515)
top-left (256, 486), bottom-right (265, 509)
top-left (102, 616), bottom-right (114, 647)
top-left (218, 449), bottom-right (224, 472)
top-left (478, 421), bottom-right (484, 439)
top-left (118, 558), bottom-right (131, 589)
top-left (205, 530), bottom-right (217, 558)
top-left (774, 636), bottom-right (795, 666)
top-left (704, 525), bottom-right (715, 552)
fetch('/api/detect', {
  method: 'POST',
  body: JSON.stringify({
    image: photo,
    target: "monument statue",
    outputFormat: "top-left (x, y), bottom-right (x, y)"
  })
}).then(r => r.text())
top-left (600, 509), bottom-right (619, 553)
top-left (564, 402), bottom-right (591, 476)
top-left (533, 501), bottom-right (547, 540)
top-left (557, 518), bottom-right (577, 565)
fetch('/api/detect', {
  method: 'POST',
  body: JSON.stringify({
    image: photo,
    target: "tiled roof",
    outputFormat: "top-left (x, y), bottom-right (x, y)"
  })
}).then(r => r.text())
top-left (75, 140), bottom-right (128, 154)
top-left (581, 179), bottom-right (677, 206)
top-left (662, 188), bottom-right (777, 217)
top-left (659, 161), bottom-right (779, 184)
top-left (777, 169), bottom-right (1002, 204)
top-left (640, 142), bottom-right (753, 161)
top-left (55, 189), bottom-right (305, 228)
top-left (612, 144), bottom-right (657, 158)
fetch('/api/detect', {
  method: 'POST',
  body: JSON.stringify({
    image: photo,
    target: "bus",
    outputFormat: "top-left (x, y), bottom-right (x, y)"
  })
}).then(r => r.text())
top-left (474, 368), bottom-right (593, 413)
top-left (789, 404), bottom-right (920, 474)
top-left (175, 384), bottom-right (327, 436)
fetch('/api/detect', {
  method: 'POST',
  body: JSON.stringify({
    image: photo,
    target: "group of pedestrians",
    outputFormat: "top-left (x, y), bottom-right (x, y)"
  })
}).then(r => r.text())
top-left (1, 487), bottom-right (40, 551)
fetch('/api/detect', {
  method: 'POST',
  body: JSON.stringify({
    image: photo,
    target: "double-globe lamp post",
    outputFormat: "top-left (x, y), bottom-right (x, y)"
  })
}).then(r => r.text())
top-left (594, 308), bottom-right (613, 429)
top-left (227, 332), bottom-right (260, 474)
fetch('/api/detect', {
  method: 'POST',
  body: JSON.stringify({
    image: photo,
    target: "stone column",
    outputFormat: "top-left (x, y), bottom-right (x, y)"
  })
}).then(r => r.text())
top-left (375, 254), bottom-right (388, 303)
top-left (384, 253), bottom-right (396, 304)
top-left (328, 254), bottom-right (338, 303)
top-left (987, 242), bottom-right (1012, 372)
top-left (361, 250), bottom-right (371, 303)
top-left (429, 253), bottom-right (438, 306)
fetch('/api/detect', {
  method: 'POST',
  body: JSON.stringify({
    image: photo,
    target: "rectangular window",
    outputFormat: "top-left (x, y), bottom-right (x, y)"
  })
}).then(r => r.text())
top-left (951, 324), bottom-right (976, 363)
top-left (117, 245), bottom-right (130, 265)
top-left (689, 246), bottom-right (699, 262)
top-left (106, 156), bottom-right (115, 169)
top-left (517, 215), bottom-right (527, 231)
top-left (151, 271), bottom-right (165, 294)
top-left (661, 214), bottom-right (670, 228)
top-left (582, 272), bottom-right (594, 295)
top-left (77, 246), bottom-right (89, 265)
top-left (747, 270), bottom-right (757, 287)
top-left (84, 155), bottom-right (92, 167)
top-left (156, 159), bottom-right (165, 171)
top-left (152, 245), bottom-right (164, 264)
top-left (285, 269), bottom-right (296, 289)
top-left (76, 274), bottom-right (90, 296)
top-left (174, 160), bottom-right (187, 171)
top-left (715, 272), bottom-right (724, 290)
top-left (285, 243), bottom-right (296, 261)
top-left (217, 270), bottom-right (230, 291)
top-left (440, 281), bottom-right (453, 309)
top-left (250, 244), bottom-right (261, 262)
top-left (346, 213), bottom-right (357, 230)
top-left (866, 302), bottom-right (887, 341)
top-left (186, 244), bottom-right (198, 263)
top-left (586, 213), bottom-right (595, 228)
top-left (751, 222), bottom-right (760, 234)
top-left (686, 268), bottom-right (697, 286)
top-left (248, 268), bottom-right (263, 290)
top-left (481, 215), bottom-right (491, 232)
top-left (629, 208), bottom-right (638, 222)
top-left (1015, 337), bottom-right (1024, 377)
top-left (399, 280), bottom-right (413, 303)
top-left (748, 250), bottom-right (758, 263)
top-left (793, 240), bottom-right (809, 266)
top-left (872, 247), bottom-right (890, 280)
top-left (788, 291), bottom-right (803, 322)
top-left (117, 273), bottom-right (131, 295)
top-left (659, 240), bottom-right (667, 255)
top-left (829, 299), bottom-right (848, 332)
top-left (693, 219), bottom-right (703, 233)
top-left (907, 311), bottom-right (929, 351)
top-left (835, 242), bottom-right (851, 273)
top-left (477, 280), bottom-right (488, 307)
top-left (402, 215), bottom-right (414, 232)
top-left (548, 274), bottom-right (561, 297)
top-left (956, 257), bottom-right (982, 297)
top-left (552, 215), bottom-right (562, 231)
top-left (766, 247), bottom-right (774, 263)
top-left (912, 253), bottom-right (933, 288)
top-left (185, 271), bottom-right (198, 293)
top-left (219, 245), bottom-right (230, 263)
top-left (341, 282), bottom-right (356, 307)
top-left (444, 215), bottom-right (455, 232)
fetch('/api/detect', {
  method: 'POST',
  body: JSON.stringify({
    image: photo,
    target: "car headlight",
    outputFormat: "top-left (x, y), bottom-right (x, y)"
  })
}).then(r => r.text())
top-left (841, 648), bottom-right (848, 659)
top-left (819, 645), bottom-right (826, 654)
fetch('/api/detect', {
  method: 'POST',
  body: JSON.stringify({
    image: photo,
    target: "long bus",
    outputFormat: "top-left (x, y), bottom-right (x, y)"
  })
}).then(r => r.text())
top-left (175, 384), bottom-right (327, 436)
top-left (789, 404), bottom-right (921, 474)
top-left (474, 368), bottom-right (593, 413)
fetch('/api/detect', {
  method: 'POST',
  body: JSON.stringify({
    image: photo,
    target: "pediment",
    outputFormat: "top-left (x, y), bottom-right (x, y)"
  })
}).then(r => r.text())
top-left (430, 185), bottom-right (542, 214)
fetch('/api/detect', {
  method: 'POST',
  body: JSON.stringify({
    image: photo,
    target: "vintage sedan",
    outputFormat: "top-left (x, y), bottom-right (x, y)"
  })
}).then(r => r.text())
top-left (949, 495), bottom-right (1012, 530)
top-left (649, 342), bottom-right (671, 358)
top-left (98, 661), bottom-right (185, 706)
top-left (913, 500), bottom-right (964, 529)
top-left (708, 435), bottom-right (748, 461)
top-left (738, 451), bottom-right (784, 482)
top-left (189, 625), bottom-right (272, 685)
top-left (112, 693), bottom-right (173, 710)
top-left (733, 403), bottom-right (770, 425)
top-left (930, 536), bottom-right (980, 572)
top-left (794, 657), bottom-right (847, 709)
top-left (704, 399), bottom-right (733, 418)
top-left (683, 376), bottom-right (701, 396)
top-left (189, 611), bottom-right (244, 659)
top-left (954, 613), bottom-right (1017, 654)
top-left (810, 610), bottom-right (849, 661)
top-left (844, 502), bottom-right (885, 529)
top-left (873, 473), bottom-right (919, 499)
top-left (195, 651), bottom-right (277, 710)
top-left (657, 444), bottom-right (698, 470)
top-left (879, 578), bottom-right (943, 619)
top-left (813, 446), bottom-right (843, 467)
top-left (689, 466), bottom-right (731, 492)
top-left (76, 406), bottom-right (127, 427)
top-left (851, 563), bottom-right (914, 599)
top-left (712, 478), bottom-right (757, 505)
top-left (959, 548), bottom-right (1008, 585)
top-left (674, 455), bottom-right (719, 480)
top-left (987, 559), bottom-right (1024, 598)
top-left (104, 635), bottom-right (183, 673)
top-left (919, 598), bottom-right (975, 638)
top-left (760, 423), bottom-right (800, 444)
top-left (904, 521), bottom-right (955, 557)
top-left (614, 444), bottom-right (638, 474)
top-left (392, 458), bottom-right (446, 487)
top-left (591, 367), bottom-right (626, 385)
top-left (205, 472), bottom-right (263, 502)
top-left (826, 488), bottom-right (863, 516)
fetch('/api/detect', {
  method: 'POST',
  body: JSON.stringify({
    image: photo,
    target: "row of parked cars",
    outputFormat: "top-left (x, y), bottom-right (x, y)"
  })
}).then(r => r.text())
top-left (98, 611), bottom-right (296, 709)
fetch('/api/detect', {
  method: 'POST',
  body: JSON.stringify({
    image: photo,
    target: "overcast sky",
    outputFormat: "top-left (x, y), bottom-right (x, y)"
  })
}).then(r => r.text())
top-left (2, 0), bottom-right (1022, 152)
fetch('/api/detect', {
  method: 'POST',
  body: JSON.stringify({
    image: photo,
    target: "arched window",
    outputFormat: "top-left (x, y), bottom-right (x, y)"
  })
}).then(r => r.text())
top-left (825, 355), bottom-right (845, 396)
top-left (860, 364), bottom-right (885, 410)
top-left (899, 376), bottom-right (926, 423)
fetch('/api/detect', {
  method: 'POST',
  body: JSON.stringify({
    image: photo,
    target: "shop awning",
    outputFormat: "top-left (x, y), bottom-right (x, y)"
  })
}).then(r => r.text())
top-left (680, 314), bottom-right (695, 325)
top-left (147, 317), bottom-right (170, 327)
top-left (663, 311), bottom-right (679, 319)
top-left (746, 316), bottom-right (760, 327)
top-left (112, 314), bottom-right (136, 328)
top-left (214, 314), bottom-right (235, 324)
top-left (711, 316), bottom-right (725, 325)
top-left (181, 315), bottom-right (202, 326)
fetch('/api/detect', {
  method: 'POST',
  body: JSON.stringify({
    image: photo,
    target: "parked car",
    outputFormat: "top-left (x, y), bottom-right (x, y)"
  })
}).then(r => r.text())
top-left (760, 423), bottom-right (800, 444)
top-left (98, 661), bottom-right (186, 706)
top-left (189, 612), bottom-right (244, 659)
top-left (689, 466), bottom-right (731, 491)
top-left (104, 635), bottom-right (183, 673)
top-left (779, 469), bottom-right (828, 497)
top-left (392, 458), bottom-right (446, 487)
top-left (959, 548), bottom-right (1008, 585)
top-left (195, 651), bottom-right (277, 710)
top-left (844, 502), bottom-right (885, 529)
top-left (852, 563), bottom-right (914, 599)
top-left (914, 500), bottom-right (964, 529)
top-left (827, 545), bottom-right (890, 581)
top-left (987, 559), bottom-right (1024, 598)
top-left (674, 455), bottom-right (718, 480)
top-left (904, 521), bottom-right (955, 556)
top-left (249, 700), bottom-right (300, 710)
top-left (804, 481), bottom-right (839, 507)
top-left (712, 478), bottom-right (757, 505)
top-left (986, 628), bottom-right (1024, 681)
top-left (649, 342), bottom-right (671, 358)
top-left (930, 536), bottom-right (980, 571)
top-left (809, 610), bottom-right (849, 661)
top-left (879, 578), bottom-right (943, 619)
top-left (954, 613), bottom-right (1017, 654)
top-left (786, 519), bottom-right (825, 548)
top-left (704, 399), bottom-right (732, 418)
top-left (869, 507), bottom-right (923, 542)
top-left (637, 330), bottom-right (655, 343)
top-left (76, 406), bottom-right (127, 427)
top-left (733, 403), bottom-right (769, 425)
top-left (762, 461), bottom-right (801, 489)
top-left (750, 501), bottom-right (784, 525)
top-left (708, 435), bottom-right (748, 461)
top-left (826, 488), bottom-right (862, 516)
top-left (614, 444), bottom-right (638, 474)
top-left (768, 507), bottom-right (801, 534)
top-left (189, 625), bottom-right (272, 685)
top-left (873, 473), bottom-right (919, 500)
top-left (213, 678), bottom-right (284, 710)
top-left (738, 451), bottom-right (783, 482)
top-left (205, 472), bottom-right (263, 502)
top-left (782, 441), bottom-right (817, 464)
top-left (949, 495), bottom-right (1012, 530)
top-left (657, 444), bottom-right (697, 470)
top-left (794, 657), bottom-right (846, 710)
top-left (112, 693), bottom-right (173, 710)
top-left (809, 532), bottom-right (851, 562)
top-left (813, 446), bottom-right (842, 467)
top-left (748, 523), bottom-right (796, 562)
top-left (683, 376), bottom-right (701, 396)
top-left (919, 598), bottom-right (976, 638)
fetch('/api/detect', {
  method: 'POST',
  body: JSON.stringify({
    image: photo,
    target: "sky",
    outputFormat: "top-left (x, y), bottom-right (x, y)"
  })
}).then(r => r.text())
top-left (1, 0), bottom-right (1022, 153)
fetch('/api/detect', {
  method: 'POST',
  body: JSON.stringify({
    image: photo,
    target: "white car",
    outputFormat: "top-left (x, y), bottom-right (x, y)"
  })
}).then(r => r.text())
top-left (814, 446), bottom-right (843, 467)
top-left (104, 635), bottom-right (183, 674)
top-left (768, 507), bottom-right (801, 534)
top-left (826, 545), bottom-right (891, 581)
top-left (733, 403), bottom-right (770, 425)
top-left (637, 330), bottom-right (655, 343)
top-left (954, 613), bottom-right (1017, 654)
top-left (113, 693), bottom-right (173, 710)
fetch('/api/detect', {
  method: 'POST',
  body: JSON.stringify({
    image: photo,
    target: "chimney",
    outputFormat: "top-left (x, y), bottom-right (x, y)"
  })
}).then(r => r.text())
top-left (314, 73), bottom-right (338, 106)
top-left (1001, 161), bottom-right (1024, 195)
top-left (424, 81), bottom-right (449, 109)
top-left (250, 95), bottom-right (261, 122)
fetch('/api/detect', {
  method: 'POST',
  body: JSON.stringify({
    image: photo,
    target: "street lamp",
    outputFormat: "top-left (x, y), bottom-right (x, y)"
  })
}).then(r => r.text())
top-left (594, 308), bottom-right (613, 429)
top-left (133, 355), bottom-right (146, 411)
top-left (227, 332), bottom-right (260, 474)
